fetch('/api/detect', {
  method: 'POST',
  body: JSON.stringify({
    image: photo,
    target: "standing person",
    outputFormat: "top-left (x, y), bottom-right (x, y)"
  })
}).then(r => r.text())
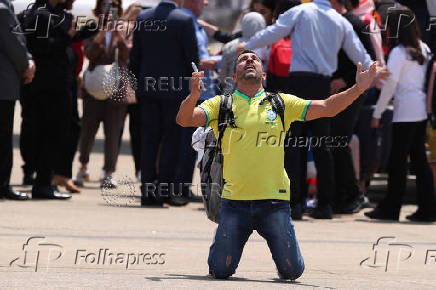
top-left (219, 13), bottom-right (266, 95)
top-left (21, 0), bottom-right (79, 199)
top-left (329, 0), bottom-right (376, 213)
top-left (178, 0), bottom-right (219, 202)
top-left (129, 0), bottom-right (199, 206)
top-left (176, 50), bottom-right (378, 279)
top-left (266, 0), bottom-right (301, 92)
top-left (74, 0), bottom-right (129, 189)
top-left (52, 0), bottom-right (96, 193)
top-left (123, 1), bottom-right (143, 180)
top-left (0, 0), bottom-right (35, 200)
top-left (365, 6), bottom-right (436, 222)
top-left (238, 0), bottom-right (380, 219)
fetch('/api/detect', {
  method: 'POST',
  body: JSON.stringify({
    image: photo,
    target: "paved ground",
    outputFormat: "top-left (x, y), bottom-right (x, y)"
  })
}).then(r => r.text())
top-left (1, 104), bottom-right (436, 289)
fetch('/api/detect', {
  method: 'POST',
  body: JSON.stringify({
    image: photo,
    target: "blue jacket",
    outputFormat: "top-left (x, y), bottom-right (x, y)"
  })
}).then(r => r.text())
top-left (130, 2), bottom-right (199, 101)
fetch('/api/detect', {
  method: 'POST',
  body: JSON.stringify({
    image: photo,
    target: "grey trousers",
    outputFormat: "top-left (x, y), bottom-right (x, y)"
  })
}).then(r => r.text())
top-left (78, 95), bottom-right (127, 174)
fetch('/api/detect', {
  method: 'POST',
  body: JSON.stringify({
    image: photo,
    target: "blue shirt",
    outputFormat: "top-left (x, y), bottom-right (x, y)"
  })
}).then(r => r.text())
top-left (182, 8), bottom-right (216, 100)
top-left (245, 0), bottom-right (373, 76)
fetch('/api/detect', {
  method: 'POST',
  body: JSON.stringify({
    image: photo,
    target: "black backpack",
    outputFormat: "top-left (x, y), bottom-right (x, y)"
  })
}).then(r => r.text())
top-left (200, 92), bottom-right (285, 223)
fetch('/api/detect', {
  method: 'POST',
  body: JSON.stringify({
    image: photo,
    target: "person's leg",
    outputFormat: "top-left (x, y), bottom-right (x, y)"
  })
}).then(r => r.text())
top-left (19, 85), bottom-right (36, 182)
top-left (309, 117), bottom-right (335, 211)
top-left (367, 123), bottom-right (414, 219)
top-left (0, 100), bottom-right (15, 191)
top-left (78, 97), bottom-right (102, 169)
top-left (102, 101), bottom-right (127, 175)
top-left (409, 121), bottom-right (436, 216)
top-left (158, 100), bottom-right (182, 186)
top-left (208, 199), bottom-right (253, 279)
top-left (140, 100), bottom-right (162, 202)
top-left (255, 200), bottom-right (304, 280)
top-left (128, 103), bottom-right (141, 175)
top-left (285, 121), bottom-right (307, 219)
top-left (331, 94), bottom-right (365, 212)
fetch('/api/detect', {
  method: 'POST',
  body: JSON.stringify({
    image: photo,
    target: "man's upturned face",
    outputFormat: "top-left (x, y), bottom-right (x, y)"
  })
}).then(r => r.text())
top-left (233, 52), bottom-right (266, 84)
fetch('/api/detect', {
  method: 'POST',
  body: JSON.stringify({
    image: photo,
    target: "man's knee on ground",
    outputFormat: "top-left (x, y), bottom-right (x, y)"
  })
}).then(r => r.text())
top-left (278, 260), bottom-right (305, 280)
top-left (209, 261), bottom-right (235, 279)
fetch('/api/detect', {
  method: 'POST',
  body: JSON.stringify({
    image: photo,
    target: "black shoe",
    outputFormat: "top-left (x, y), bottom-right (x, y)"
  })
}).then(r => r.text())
top-left (360, 194), bottom-right (371, 208)
top-left (341, 196), bottom-right (363, 214)
top-left (1, 188), bottom-right (29, 200)
top-left (291, 203), bottom-right (303, 220)
top-left (32, 186), bottom-right (72, 200)
top-left (23, 174), bottom-right (34, 186)
top-left (165, 196), bottom-right (189, 207)
top-left (406, 211), bottom-right (436, 222)
top-left (364, 207), bottom-right (398, 221)
top-left (310, 205), bottom-right (333, 219)
top-left (140, 196), bottom-right (164, 207)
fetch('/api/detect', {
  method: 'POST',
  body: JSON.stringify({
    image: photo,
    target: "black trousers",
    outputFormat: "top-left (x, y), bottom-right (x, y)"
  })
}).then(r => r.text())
top-left (54, 78), bottom-right (81, 178)
top-left (29, 86), bottom-right (72, 188)
top-left (285, 72), bottom-right (334, 208)
top-left (20, 85), bottom-right (36, 177)
top-left (331, 92), bottom-right (365, 207)
top-left (0, 100), bottom-right (16, 190)
top-left (128, 103), bottom-right (141, 174)
top-left (379, 121), bottom-right (436, 215)
top-left (140, 98), bottom-right (181, 197)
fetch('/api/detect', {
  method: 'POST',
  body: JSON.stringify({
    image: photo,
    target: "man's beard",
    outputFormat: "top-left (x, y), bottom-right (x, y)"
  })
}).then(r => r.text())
top-left (241, 71), bottom-right (262, 83)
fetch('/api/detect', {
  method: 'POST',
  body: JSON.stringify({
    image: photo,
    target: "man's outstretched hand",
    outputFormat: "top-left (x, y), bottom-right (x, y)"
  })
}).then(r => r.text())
top-left (355, 62), bottom-right (378, 93)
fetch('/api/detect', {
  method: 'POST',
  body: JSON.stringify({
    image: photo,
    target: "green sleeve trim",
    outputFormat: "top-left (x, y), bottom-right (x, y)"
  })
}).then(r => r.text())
top-left (301, 100), bottom-right (311, 121)
top-left (199, 106), bottom-right (210, 127)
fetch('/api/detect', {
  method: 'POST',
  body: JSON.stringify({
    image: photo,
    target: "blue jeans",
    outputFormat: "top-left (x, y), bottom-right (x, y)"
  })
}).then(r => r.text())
top-left (208, 199), bottom-right (305, 279)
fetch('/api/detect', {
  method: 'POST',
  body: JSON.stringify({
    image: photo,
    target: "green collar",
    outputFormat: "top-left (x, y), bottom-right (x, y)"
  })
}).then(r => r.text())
top-left (234, 89), bottom-right (265, 102)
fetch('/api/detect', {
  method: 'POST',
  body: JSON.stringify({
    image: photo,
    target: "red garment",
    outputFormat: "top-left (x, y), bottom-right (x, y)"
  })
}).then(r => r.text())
top-left (267, 38), bottom-right (292, 77)
top-left (72, 40), bottom-right (84, 76)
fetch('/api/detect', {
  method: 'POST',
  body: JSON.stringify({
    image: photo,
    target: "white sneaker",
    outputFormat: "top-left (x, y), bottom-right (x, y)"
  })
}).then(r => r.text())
top-left (99, 170), bottom-right (107, 183)
top-left (74, 168), bottom-right (90, 186)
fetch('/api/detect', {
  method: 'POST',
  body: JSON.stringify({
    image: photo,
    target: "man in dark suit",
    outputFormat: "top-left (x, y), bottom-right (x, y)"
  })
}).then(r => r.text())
top-left (130, 0), bottom-right (199, 206)
top-left (0, 0), bottom-right (35, 200)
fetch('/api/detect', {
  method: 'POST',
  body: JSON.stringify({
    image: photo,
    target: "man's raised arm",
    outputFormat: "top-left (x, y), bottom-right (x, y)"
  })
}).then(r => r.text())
top-left (305, 62), bottom-right (378, 121)
top-left (176, 71), bottom-right (208, 127)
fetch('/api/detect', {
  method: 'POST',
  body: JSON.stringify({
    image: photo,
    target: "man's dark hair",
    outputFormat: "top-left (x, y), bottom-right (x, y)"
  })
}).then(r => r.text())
top-left (336, 0), bottom-right (347, 6)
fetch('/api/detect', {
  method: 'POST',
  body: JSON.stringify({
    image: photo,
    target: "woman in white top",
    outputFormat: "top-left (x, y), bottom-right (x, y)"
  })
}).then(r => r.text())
top-left (365, 6), bottom-right (436, 222)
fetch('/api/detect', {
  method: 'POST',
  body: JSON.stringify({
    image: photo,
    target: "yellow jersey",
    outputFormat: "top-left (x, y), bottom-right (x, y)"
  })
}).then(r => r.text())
top-left (198, 89), bottom-right (311, 201)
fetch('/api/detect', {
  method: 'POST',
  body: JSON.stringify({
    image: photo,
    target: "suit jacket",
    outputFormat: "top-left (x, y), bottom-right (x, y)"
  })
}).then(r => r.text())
top-left (129, 1), bottom-right (199, 100)
top-left (0, 0), bottom-right (30, 100)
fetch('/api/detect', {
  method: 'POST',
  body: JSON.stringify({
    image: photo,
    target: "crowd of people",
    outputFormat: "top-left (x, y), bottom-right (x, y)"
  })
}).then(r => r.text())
top-left (1, 0), bottom-right (436, 222)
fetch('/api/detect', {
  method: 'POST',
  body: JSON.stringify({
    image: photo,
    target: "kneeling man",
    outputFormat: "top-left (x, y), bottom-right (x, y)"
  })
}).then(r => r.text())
top-left (176, 50), bottom-right (378, 279)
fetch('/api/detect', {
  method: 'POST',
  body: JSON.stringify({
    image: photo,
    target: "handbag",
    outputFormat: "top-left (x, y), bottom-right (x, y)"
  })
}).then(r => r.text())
top-left (83, 49), bottom-right (120, 101)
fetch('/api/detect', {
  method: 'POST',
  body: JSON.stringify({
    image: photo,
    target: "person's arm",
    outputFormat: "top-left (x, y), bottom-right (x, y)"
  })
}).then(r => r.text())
top-left (183, 16), bottom-right (200, 71)
top-left (0, 9), bottom-right (30, 75)
top-left (371, 47), bottom-right (404, 127)
top-left (341, 19), bottom-right (373, 70)
top-left (176, 71), bottom-right (207, 127)
top-left (427, 62), bottom-right (436, 114)
top-left (306, 62), bottom-right (377, 121)
top-left (244, 7), bottom-right (299, 50)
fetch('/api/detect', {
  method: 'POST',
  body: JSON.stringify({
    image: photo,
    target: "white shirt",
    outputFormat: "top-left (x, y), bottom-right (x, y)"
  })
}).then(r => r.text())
top-left (373, 42), bottom-right (430, 123)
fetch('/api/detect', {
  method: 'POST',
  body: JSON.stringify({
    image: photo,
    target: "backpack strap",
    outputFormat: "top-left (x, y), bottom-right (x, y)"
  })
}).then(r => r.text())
top-left (217, 94), bottom-right (234, 150)
top-left (260, 92), bottom-right (285, 130)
